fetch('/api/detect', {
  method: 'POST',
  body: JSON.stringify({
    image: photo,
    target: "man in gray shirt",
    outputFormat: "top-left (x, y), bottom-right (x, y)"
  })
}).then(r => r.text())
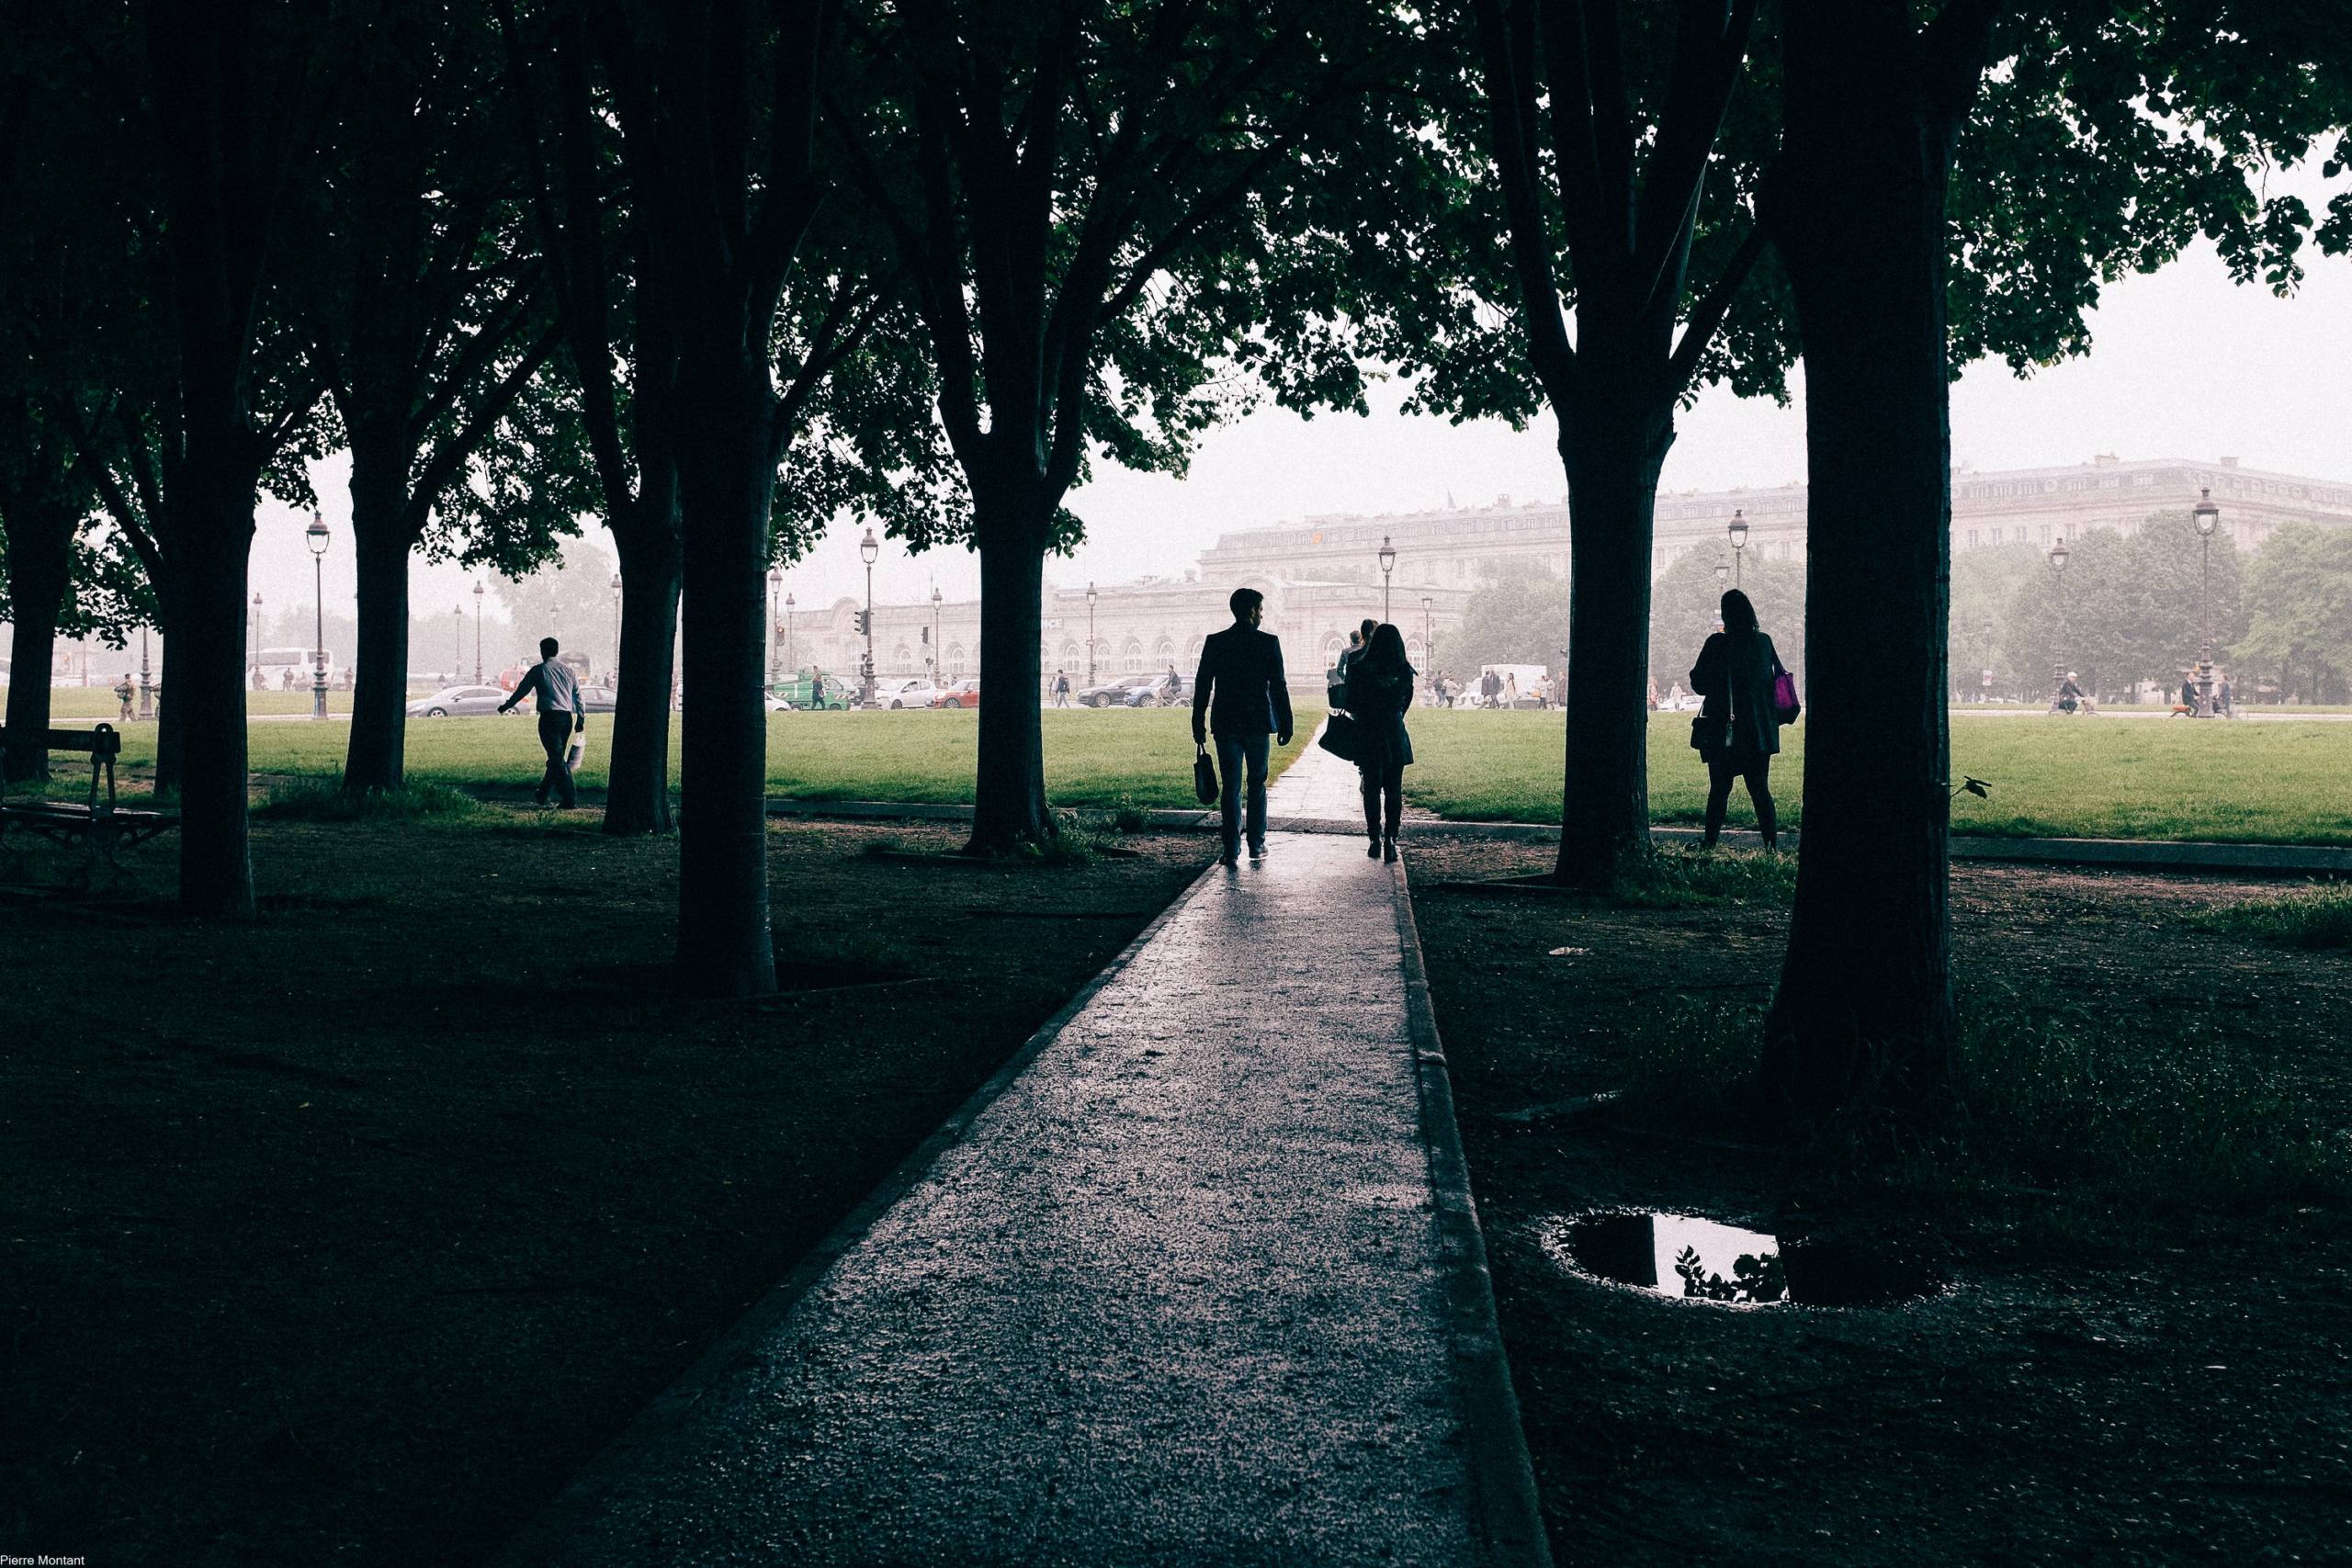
top-left (499, 637), bottom-right (585, 807)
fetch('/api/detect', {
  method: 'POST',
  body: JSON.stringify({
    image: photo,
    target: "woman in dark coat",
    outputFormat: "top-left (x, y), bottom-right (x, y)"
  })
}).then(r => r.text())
top-left (1689, 589), bottom-right (1786, 849)
top-left (1347, 623), bottom-right (1417, 863)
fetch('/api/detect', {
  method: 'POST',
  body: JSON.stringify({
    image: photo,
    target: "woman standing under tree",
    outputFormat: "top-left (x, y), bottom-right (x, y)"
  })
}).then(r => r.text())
top-left (1347, 624), bottom-right (1417, 863)
top-left (1689, 590), bottom-right (1788, 850)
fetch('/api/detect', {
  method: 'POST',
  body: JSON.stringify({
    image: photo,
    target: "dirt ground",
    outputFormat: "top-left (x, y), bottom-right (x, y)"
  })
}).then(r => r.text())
top-left (1408, 839), bottom-right (2352, 1566)
top-left (0, 815), bottom-right (1206, 1567)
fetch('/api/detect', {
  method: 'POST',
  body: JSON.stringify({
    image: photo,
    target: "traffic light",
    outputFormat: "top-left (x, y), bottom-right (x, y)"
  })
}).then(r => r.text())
top-left (853, 610), bottom-right (869, 636)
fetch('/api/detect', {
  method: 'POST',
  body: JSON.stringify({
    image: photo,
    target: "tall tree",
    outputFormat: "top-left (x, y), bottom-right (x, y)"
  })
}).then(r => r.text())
top-left (300, 2), bottom-right (560, 797)
top-left (2227, 523), bottom-right (2352, 704)
top-left (1758, 0), bottom-right (2350, 1119)
top-left (831, 0), bottom-right (1396, 852)
top-left (137, 0), bottom-right (327, 914)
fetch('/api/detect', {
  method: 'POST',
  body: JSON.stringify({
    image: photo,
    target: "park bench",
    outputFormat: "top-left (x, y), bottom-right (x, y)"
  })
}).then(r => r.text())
top-left (0, 723), bottom-right (178, 871)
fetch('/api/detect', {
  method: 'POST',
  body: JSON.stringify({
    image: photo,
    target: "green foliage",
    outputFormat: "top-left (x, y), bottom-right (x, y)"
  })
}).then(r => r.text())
top-left (1991, 513), bottom-right (2246, 701)
top-left (2191, 884), bottom-right (2352, 950)
top-left (256, 781), bottom-right (481, 822)
top-left (1612, 991), bottom-right (2348, 1213)
top-left (1448, 562), bottom-right (1567, 672)
top-left (1610, 844), bottom-right (1795, 910)
top-left (2234, 524), bottom-right (2352, 703)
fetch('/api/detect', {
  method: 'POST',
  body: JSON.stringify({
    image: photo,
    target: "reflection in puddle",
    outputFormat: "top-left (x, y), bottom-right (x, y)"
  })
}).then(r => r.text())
top-left (1549, 1212), bottom-right (1940, 1308)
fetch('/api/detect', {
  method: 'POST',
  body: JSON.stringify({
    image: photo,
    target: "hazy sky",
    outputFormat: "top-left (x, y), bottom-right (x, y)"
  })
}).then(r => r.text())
top-left (246, 215), bottom-right (2352, 637)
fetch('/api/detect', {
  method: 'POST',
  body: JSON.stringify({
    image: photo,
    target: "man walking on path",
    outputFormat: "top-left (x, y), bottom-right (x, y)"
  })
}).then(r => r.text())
top-left (1193, 587), bottom-right (1292, 866)
top-left (500, 637), bottom-right (586, 807)
top-left (1053, 669), bottom-right (1071, 707)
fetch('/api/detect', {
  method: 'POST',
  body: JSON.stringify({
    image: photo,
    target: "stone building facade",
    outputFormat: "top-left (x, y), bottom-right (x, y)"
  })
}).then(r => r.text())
top-left (786, 455), bottom-right (2351, 689)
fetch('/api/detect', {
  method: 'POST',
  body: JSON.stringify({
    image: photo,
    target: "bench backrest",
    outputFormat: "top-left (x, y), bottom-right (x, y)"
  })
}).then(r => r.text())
top-left (0, 723), bottom-right (122, 810)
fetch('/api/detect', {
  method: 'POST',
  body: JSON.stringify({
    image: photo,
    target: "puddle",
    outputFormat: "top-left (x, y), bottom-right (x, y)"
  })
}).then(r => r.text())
top-left (1548, 1211), bottom-right (1942, 1308)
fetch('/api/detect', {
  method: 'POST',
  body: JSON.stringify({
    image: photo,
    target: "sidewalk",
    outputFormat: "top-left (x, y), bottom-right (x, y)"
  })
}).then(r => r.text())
top-left (499, 807), bottom-right (1545, 1564)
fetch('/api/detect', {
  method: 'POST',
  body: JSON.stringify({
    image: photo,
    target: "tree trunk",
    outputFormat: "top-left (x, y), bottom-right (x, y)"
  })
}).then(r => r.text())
top-left (603, 503), bottom-right (680, 836)
top-left (1759, 0), bottom-right (1962, 1121)
top-left (1553, 388), bottom-right (1673, 886)
top-left (967, 506), bottom-right (1052, 853)
top-left (671, 367), bottom-right (775, 998)
top-left (341, 452), bottom-right (415, 795)
top-left (153, 581), bottom-right (185, 799)
top-left (173, 454), bottom-right (257, 918)
top-left (0, 501), bottom-right (71, 784)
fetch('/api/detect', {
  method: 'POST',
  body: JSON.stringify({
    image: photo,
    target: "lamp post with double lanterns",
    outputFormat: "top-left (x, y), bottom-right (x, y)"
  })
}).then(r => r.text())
top-left (1086, 581), bottom-right (1098, 685)
top-left (2194, 486), bottom-right (2220, 716)
top-left (471, 580), bottom-right (484, 684)
top-left (1378, 535), bottom-right (1396, 622)
top-left (1728, 508), bottom-right (1748, 587)
top-left (305, 511), bottom-right (331, 719)
top-left (2046, 536), bottom-right (2071, 711)
top-left (859, 526), bottom-right (878, 705)
top-left (930, 584), bottom-right (943, 686)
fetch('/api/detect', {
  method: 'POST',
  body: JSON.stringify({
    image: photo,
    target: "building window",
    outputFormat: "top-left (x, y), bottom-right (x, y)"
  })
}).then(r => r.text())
top-left (2037, 525), bottom-right (2051, 545)
top-left (1122, 639), bottom-right (1143, 672)
top-left (892, 644), bottom-right (913, 671)
top-left (947, 643), bottom-right (966, 676)
top-left (1154, 638), bottom-right (1175, 671)
top-left (2012, 526), bottom-right (2027, 543)
top-left (1965, 529), bottom-right (1980, 549)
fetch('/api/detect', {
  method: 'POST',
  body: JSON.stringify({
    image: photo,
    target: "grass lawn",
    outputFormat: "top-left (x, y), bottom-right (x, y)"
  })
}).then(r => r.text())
top-left (51, 704), bottom-right (1325, 811)
top-left (1406, 710), bottom-right (2352, 845)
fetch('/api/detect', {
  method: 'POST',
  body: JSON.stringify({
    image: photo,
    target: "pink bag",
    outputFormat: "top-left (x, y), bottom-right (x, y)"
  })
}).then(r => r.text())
top-left (1772, 667), bottom-right (1801, 724)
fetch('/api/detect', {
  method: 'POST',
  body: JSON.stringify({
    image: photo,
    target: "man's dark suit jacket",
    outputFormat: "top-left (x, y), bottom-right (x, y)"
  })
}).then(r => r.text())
top-left (1193, 623), bottom-right (1293, 739)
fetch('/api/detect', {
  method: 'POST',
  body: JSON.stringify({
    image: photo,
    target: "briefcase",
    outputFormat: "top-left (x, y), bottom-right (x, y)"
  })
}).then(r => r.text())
top-left (1193, 744), bottom-right (1218, 805)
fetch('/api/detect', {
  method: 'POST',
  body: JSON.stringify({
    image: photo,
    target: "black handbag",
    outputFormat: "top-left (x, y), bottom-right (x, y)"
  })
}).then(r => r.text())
top-left (1318, 711), bottom-right (1365, 763)
top-left (1689, 712), bottom-right (1726, 753)
top-left (1193, 744), bottom-right (1218, 805)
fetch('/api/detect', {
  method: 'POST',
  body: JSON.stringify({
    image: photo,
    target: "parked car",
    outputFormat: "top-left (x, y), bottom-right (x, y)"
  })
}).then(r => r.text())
top-left (577, 684), bottom-right (617, 713)
top-left (406, 684), bottom-right (512, 717)
top-left (1123, 673), bottom-right (1184, 708)
top-left (932, 679), bottom-right (980, 709)
top-left (882, 679), bottom-right (944, 710)
top-left (1075, 673), bottom-right (1159, 707)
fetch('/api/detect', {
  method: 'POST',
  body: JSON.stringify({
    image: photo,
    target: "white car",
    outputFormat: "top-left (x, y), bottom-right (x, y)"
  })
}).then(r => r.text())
top-left (882, 679), bottom-right (944, 710)
top-left (406, 684), bottom-right (512, 717)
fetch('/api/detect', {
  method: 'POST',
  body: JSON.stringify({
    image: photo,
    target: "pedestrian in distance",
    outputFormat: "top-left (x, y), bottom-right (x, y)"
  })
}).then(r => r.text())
top-left (2217, 671), bottom-right (2233, 716)
top-left (499, 637), bottom-right (587, 807)
top-left (1689, 589), bottom-right (1789, 850)
top-left (1344, 624), bottom-right (1416, 863)
top-left (1193, 587), bottom-right (1293, 866)
top-left (1502, 671), bottom-right (1520, 708)
top-left (1053, 669), bottom-right (1071, 706)
top-left (809, 671), bottom-right (824, 708)
top-left (115, 673), bottom-right (133, 720)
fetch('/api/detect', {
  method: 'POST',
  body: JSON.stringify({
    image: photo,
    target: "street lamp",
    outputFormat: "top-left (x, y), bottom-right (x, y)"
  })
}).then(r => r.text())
top-left (139, 625), bottom-right (153, 720)
top-left (2046, 536), bottom-right (2070, 711)
top-left (1378, 535), bottom-right (1396, 622)
top-left (471, 580), bottom-right (485, 684)
top-left (305, 510), bottom-right (331, 720)
top-left (1981, 615), bottom-right (1996, 703)
top-left (2194, 486), bottom-right (2220, 716)
top-left (1728, 508), bottom-right (1748, 588)
top-left (859, 525), bottom-right (879, 704)
top-left (452, 604), bottom-right (464, 682)
top-left (930, 583), bottom-right (943, 685)
top-left (783, 591), bottom-right (796, 678)
top-left (252, 592), bottom-right (263, 682)
top-left (608, 571), bottom-right (622, 680)
top-left (1713, 559), bottom-right (1729, 588)
top-left (1086, 581), bottom-right (1098, 685)
top-left (768, 566), bottom-right (784, 688)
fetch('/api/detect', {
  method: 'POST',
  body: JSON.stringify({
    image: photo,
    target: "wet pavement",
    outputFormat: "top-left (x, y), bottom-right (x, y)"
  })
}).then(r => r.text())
top-left (502, 829), bottom-right (1502, 1566)
top-left (1263, 720), bottom-right (1440, 827)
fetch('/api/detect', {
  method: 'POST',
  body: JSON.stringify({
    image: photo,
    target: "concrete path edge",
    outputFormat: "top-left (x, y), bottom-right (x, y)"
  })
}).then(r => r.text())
top-left (487, 858), bottom-right (1224, 1568)
top-left (1386, 852), bottom-right (1557, 1568)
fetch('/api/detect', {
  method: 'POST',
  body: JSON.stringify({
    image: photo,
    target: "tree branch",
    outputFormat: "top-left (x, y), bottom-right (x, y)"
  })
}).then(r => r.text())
top-left (1630, 0), bottom-right (1760, 321)
top-left (404, 321), bottom-right (562, 535)
top-left (1475, 0), bottom-right (1577, 401)
top-left (1665, 218), bottom-right (1766, 396)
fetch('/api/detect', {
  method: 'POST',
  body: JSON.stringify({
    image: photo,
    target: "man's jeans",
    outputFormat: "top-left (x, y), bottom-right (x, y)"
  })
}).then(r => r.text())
top-left (537, 712), bottom-right (577, 807)
top-left (1213, 732), bottom-right (1270, 855)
